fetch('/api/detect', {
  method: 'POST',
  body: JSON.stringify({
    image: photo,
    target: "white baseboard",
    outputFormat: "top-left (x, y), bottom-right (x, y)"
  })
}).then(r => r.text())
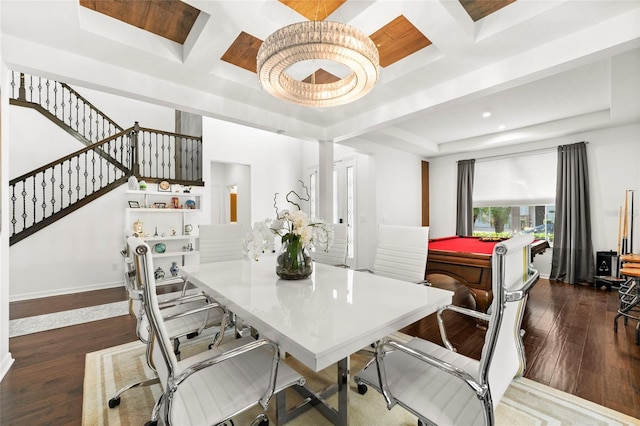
top-left (0, 352), bottom-right (15, 382)
top-left (9, 281), bottom-right (123, 302)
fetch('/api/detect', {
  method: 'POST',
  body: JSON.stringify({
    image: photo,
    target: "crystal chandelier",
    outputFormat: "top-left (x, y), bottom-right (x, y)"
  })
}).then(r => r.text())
top-left (257, 20), bottom-right (379, 108)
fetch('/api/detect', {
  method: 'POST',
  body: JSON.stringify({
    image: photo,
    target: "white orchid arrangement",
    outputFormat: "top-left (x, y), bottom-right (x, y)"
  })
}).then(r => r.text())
top-left (245, 181), bottom-right (334, 261)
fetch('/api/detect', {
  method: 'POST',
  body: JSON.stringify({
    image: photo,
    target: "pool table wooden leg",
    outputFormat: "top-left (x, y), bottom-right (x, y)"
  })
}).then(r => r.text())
top-left (469, 289), bottom-right (492, 313)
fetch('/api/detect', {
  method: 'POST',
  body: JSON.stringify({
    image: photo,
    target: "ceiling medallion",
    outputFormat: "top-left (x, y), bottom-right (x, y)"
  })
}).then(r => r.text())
top-left (257, 21), bottom-right (379, 108)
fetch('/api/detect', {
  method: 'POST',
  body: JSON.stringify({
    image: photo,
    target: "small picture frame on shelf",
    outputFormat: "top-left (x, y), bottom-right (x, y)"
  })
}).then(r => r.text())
top-left (158, 180), bottom-right (171, 192)
top-left (153, 202), bottom-right (166, 208)
top-left (128, 201), bottom-right (140, 208)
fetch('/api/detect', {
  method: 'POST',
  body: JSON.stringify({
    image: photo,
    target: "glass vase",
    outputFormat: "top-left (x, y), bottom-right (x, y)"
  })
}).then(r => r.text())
top-left (276, 238), bottom-right (313, 280)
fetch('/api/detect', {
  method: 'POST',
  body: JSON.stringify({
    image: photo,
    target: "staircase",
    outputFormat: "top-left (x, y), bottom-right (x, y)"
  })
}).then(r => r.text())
top-left (8, 72), bottom-right (204, 245)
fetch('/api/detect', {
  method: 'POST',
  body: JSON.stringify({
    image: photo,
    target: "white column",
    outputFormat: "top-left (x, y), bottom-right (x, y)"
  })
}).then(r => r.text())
top-left (318, 139), bottom-right (334, 223)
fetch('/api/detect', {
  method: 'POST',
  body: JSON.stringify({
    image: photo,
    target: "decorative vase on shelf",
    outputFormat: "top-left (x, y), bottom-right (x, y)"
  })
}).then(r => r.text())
top-left (170, 262), bottom-right (179, 277)
top-left (276, 237), bottom-right (312, 280)
top-left (154, 267), bottom-right (165, 280)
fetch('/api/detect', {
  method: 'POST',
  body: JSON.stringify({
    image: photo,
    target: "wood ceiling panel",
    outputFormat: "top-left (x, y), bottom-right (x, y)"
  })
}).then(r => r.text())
top-left (79, 0), bottom-right (200, 44)
top-left (220, 31), bottom-right (263, 73)
top-left (370, 15), bottom-right (431, 68)
top-left (279, 0), bottom-right (346, 21)
top-left (459, 0), bottom-right (516, 22)
top-left (302, 69), bottom-right (341, 84)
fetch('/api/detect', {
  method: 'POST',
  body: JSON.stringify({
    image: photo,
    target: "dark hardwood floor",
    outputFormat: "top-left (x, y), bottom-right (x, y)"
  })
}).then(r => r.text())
top-left (1, 277), bottom-right (639, 424)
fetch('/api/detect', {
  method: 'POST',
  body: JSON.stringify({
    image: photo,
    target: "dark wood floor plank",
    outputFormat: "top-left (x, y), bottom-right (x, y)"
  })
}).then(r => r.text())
top-left (9, 286), bottom-right (128, 319)
top-left (548, 340), bottom-right (583, 394)
top-left (575, 368), bottom-right (604, 405)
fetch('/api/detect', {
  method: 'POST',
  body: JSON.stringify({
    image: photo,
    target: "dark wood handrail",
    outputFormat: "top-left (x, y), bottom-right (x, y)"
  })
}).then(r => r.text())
top-left (138, 126), bottom-right (203, 141)
top-left (9, 127), bottom-right (135, 185)
top-left (58, 80), bottom-right (123, 134)
top-left (13, 72), bottom-right (123, 143)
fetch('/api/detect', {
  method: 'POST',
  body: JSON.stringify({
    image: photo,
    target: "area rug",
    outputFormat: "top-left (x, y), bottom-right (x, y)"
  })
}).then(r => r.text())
top-left (83, 334), bottom-right (640, 426)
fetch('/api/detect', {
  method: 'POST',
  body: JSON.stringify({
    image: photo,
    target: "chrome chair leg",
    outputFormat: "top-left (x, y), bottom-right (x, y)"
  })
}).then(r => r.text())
top-left (108, 377), bottom-right (161, 408)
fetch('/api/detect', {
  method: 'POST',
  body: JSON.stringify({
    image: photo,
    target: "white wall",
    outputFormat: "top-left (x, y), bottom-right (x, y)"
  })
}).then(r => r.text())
top-left (202, 117), bottom-right (312, 228)
top-left (10, 187), bottom-right (127, 299)
top-left (427, 122), bottom-right (640, 278)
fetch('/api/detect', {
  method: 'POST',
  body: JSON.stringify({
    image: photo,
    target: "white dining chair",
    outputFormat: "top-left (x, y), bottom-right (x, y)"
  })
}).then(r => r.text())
top-left (128, 235), bottom-right (305, 426)
top-left (312, 222), bottom-right (349, 267)
top-left (109, 242), bottom-right (229, 410)
top-left (366, 224), bottom-right (430, 284)
top-left (198, 224), bottom-right (244, 263)
top-left (199, 223), bottom-right (255, 337)
top-left (355, 234), bottom-right (539, 426)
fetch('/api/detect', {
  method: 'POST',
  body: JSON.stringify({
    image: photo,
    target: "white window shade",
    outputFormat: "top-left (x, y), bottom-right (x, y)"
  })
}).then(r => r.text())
top-left (473, 151), bottom-right (557, 207)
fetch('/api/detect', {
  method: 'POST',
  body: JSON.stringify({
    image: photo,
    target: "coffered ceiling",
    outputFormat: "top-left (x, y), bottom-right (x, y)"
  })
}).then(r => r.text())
top-left (2, 1), bottom-right (639, 157)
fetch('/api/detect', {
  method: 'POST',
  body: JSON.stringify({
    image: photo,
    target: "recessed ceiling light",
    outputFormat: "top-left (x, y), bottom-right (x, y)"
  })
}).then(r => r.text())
top-left (482, 111), bottom-right (492, 118)
top-left (498, 124), bottom-right (506, 130)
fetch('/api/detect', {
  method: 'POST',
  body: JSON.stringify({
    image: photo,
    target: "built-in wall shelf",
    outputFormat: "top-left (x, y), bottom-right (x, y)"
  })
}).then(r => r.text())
top-left (124, 188), bottom-right (204, 272)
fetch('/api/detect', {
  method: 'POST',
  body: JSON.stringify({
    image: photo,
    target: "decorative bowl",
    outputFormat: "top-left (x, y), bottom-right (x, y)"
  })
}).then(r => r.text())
top-left (153, 243), bottom-right (166, 253)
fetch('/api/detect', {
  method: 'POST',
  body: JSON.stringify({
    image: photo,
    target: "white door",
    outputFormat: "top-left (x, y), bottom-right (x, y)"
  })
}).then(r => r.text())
top-left (335, 158), bottom-right (356, 267)
top-left (310, 158), bottom-right (356, 267)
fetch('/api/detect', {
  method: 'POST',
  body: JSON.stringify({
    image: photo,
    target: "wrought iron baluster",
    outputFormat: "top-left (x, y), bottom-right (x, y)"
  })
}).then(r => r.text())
top-left (153, 132), bottom-right (159, 178)
top-left (74, 93), bottom-right (80, 132)
top-left (31, 177), bottom-right (37, 227)
top-left (83, 152), bottom-right (88, 196)
top-left (27, 75), bottom-right (34, 103)
top-left (99, 145), bottom-right (104, 188)
top-left (188, 137), bottom-right (194, 181)
top-left (75, 156), bottom-right (81, 202)
top-left (10, 184), bottom-right (17, 235)
top-left (106, 142), bottom-right (112, 183)
top-left (53, 81), bottom-right (59, 122)
top-left (38, 77), bottom-right (42, 105)
top-left (41, 171), bottom-right (47, 220)
top-left (45, 79), bottom-right (51, 112)
top-left (67, 159), bottom-right (73, 208)
top-left (141, 130), bottom-right (147, 177)
top-left (167, 135), bottom-right (173, 180)
top-left (60, 84), bottom-right (66, 126)
top-left (21, 181), bottom-right (27, 232)
top-left (60, 165), bottom-right (64, 213)
top-left (50, 169), bottom-right (57, 214)
top-left (68, 86), bottom-right (73, 129)
top-left (10, 71), bottom-right (16, 99)
top-left (91, 149), bottom-right (96, 192)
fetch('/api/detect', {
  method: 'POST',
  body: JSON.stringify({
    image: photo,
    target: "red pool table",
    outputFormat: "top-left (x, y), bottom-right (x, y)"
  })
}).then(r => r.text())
top-left (426, 236), bottom-right (550, 312)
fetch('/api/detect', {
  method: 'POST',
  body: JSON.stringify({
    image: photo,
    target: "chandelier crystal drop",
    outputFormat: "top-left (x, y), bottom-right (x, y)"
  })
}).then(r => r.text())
top-left (257, 21), bottom-right (379, 108)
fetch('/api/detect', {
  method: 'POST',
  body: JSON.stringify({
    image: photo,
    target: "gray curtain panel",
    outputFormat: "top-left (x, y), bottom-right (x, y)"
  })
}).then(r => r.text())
top-left (550, 142), bottom-right (595, 284)
top-left (456, 159), bottom-right (475, 236)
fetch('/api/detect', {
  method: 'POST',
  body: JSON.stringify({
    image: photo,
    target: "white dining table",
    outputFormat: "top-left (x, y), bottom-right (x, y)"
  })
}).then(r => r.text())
top-left (182, 259), bottom-right (453, 425)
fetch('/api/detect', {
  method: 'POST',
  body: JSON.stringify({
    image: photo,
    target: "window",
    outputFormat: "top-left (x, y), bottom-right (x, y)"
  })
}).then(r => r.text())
top-left (472, 151), bottom-right (556, 242)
